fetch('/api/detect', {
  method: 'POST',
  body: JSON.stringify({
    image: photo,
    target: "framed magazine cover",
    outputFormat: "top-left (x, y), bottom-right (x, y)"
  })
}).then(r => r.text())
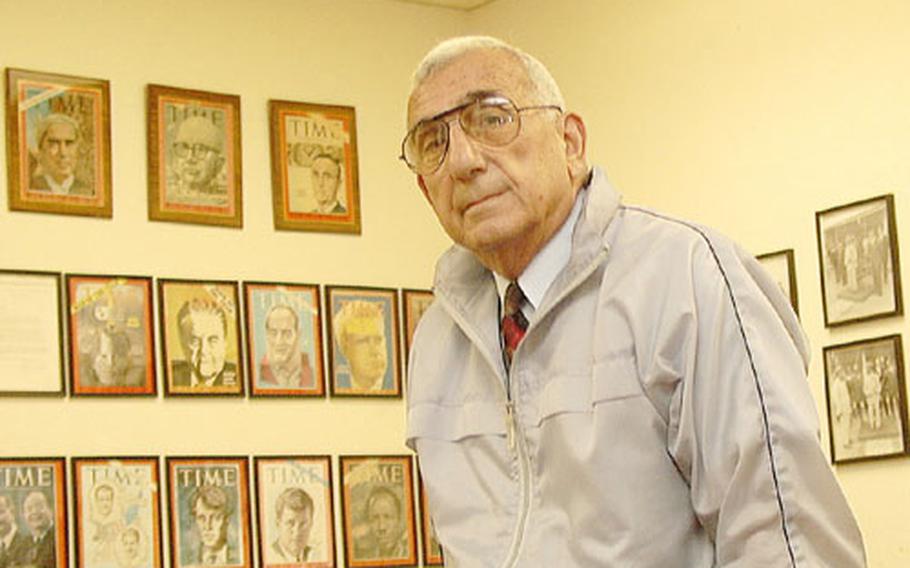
top-left (823, 334), bottom-right (909, 464)
top-left (5, 68), bottom-right (112, 217)
top-left (0, 457), bottom-right (68, 568)
top-left (400, 288), bottom-right (433, 370)
top-left (72, 457), bottom-right (163, 568)
top-left (0, 269), bottom-right (65, 396)
top-left (268, 100), bottom-right (360, 234)
top-left (147, 84), bottom-right (242, 227)
top-left (417, 474), bottom-right (442, 566)
top-left (243, 282), bottom-right (325, 398)
top-left (755, 249), bottom-right (799, 316)
top-left (338, 456), bottom-right (417, 568)
top-left (166, 457), bottom-right (252, 568)
top-left (66, 274), bottom-right (156, 396)
top-left (816, 194), bottom-right (903, 326)
top-left (254, 456), bottom-right (336, 567)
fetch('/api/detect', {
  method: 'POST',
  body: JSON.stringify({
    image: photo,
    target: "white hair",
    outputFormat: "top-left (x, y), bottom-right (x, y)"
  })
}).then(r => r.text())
top-left (410, 35), bottom-right (565, 109)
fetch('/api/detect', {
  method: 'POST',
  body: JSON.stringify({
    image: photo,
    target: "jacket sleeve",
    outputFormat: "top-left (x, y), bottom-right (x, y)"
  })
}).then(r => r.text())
top-left (665, 234), bottom-right (866, 567)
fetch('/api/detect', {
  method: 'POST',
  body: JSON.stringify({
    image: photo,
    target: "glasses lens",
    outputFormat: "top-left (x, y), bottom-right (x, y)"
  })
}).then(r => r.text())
top-left (173, 142), bottom-right (213, 159)
top-left (463, 100), bottom-right (518, 145)
top-left (406, 120), bottom-right (448, 174)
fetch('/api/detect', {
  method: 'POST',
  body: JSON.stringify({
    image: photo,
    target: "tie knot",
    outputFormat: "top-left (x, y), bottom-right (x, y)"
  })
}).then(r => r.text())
top-left (504, 282), bottom-right (525, 318)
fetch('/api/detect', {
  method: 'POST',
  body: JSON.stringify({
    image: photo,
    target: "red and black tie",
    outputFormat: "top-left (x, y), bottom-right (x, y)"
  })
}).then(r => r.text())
top-left (501, 282), bottom-right (529, 370)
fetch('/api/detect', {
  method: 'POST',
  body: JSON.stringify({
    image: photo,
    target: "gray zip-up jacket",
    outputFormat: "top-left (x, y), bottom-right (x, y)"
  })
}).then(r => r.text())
top-left (406, 168), bottom-right (865, 567)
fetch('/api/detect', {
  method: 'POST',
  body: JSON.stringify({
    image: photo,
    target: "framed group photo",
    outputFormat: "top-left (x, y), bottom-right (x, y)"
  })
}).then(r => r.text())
top-left (66, 275), bottom-right (156, 396)
top-left (166, 457), bottom-right (252, 568)
top-left (816, 194), bottom-right (903, 326)
top-left (755, 249), bottom-right (800, 316)
top-left (0, 457), bottom-right (68, 568)
top-left (5, 68), bottom-right (112, 217)
top-left (147, 84), bottom-right (242, 227)
top-left (158, 279), bottom-right (244, 396)
top-left (72, 457), bottom-right (163, 568)
top-left (0, 269), bottom-right (65, 396)
top-left (339, 456), bottom-right (417, 568)
top-left (254, 456), bottom-right (336, 567)
top-left (243, 282), bottom-right (325, 397)
top-left (268, 100), bottom-right (360, 234)
top-left (325, 286), bottom-right (401, 398)
top-left (823, 334), bottom-right (909, 464)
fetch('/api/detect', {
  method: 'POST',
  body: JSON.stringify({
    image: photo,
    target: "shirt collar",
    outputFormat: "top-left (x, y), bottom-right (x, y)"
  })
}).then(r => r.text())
top-left (42, 174), bottom-right (74, 195)
top-left (494, 184), bottom-right (587, 314)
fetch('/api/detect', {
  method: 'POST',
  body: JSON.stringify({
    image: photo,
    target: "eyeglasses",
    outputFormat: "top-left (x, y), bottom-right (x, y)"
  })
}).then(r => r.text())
top-left (172, 142), bottom-right (218, 159)
top-left (400, 96), bottom-right (562, 175)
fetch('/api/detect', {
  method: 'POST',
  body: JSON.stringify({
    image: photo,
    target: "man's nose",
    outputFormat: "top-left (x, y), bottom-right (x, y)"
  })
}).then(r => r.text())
top-left (444, 121), bottom-right (485, 178)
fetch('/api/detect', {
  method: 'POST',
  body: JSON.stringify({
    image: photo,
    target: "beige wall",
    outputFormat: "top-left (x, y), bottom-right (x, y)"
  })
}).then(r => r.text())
top-left (1, 0), bottom-right (907, 566)
top-left (471, 1), bottom-right (910, 566)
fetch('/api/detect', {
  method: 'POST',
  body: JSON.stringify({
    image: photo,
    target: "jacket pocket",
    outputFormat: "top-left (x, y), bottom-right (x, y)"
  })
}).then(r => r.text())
top-left (407, 400), bottom-right (506, 447)
top-left (534, 352), bottom-right (642, 426)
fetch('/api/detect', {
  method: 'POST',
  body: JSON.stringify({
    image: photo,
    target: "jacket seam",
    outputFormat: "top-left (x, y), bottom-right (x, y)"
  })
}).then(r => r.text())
top-left (625, 206), bottom-right (798, 568)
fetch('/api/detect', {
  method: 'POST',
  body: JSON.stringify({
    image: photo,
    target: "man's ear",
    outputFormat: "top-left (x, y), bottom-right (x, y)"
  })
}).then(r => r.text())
top-left (562, 112), bottom-right (588, 186)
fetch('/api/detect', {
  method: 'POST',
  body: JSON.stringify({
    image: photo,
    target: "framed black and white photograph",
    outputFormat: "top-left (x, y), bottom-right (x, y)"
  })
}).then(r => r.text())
top-left (756, 249), bottom-right (799, 316)
top-left (823, 334), bottom-right (909, 464)
top-left (816, 194), bottom-right (903, 326)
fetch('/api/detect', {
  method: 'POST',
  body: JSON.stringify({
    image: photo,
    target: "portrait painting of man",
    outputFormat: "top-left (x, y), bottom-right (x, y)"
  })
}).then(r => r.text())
top-left (269, 100), bottom-right (361, 234)
top-left (326, 287), bottom-right (401, 398)
top-left (0, 459), bottom-right (67, 568)
top-left (254, 457), bottom-right (335, 567)
top-left (5, 68), bottom-right (111, 217)
top-left (159, 280), bottom-right (243, 396)
top-left (244, 283), bottom-right (325, 397)
top-left (73, 457), bottom-right (162, 568)
top-left (167, 459), bottom-right (250, 568)
top-left (67, 275), bottom-right (156, 396)
top-left (339, 456), bottom-right (416, 568)
top-left (147, 85), bottom-right (242, 227)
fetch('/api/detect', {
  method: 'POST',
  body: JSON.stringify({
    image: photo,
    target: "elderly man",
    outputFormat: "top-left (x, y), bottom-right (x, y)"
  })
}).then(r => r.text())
top-left (354, 487), bottom-right (408, 561)
top-left (172, 299), bottom-right (237, 388)
top-left (333, 301), bottom-right (388, 391)
top-left (269, 488), bottom-right (315, 564)
top-left (0, 494), bottom-right (30, 568)
top-left (308, 153), bottom-right (346, 214)
top-left (169, 116), bottom-right (226, 199)
top-left (259, 305), bottom-right (314, 389)
top-left (402, 36), bottom-right (865, 566)
top-left (188, 486), bottom-right (235, 566)
top-left (15, 491), bottom-right (56, 568)
top-left (29, 113), bottom-right (92, 196)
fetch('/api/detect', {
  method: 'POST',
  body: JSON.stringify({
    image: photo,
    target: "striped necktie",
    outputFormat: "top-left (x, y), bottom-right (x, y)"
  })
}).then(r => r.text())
top-left (501, 282), bottom-right (529, 370)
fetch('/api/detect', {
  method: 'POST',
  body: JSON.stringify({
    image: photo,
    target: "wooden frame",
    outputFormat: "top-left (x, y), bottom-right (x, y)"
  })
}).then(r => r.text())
top-left (755, 249), bottom-right (800, 316)
top-left (815, 194), bottom-right (903, 326)
top-left (253, 456), bottom-right (336, 567)
top-left (400, 288), bottom-right (433, 370)
top-left (5, 68), bottom-right (112, 217)
top-left (72, 457), bottom-right (163, 568)
top-left (338, 456), bottom-right (417, 568)
top-left (0, 269), bottom-right (65, 396)
top-left (243, 282), bottom-right (325, 398)
top-left (417, 473), bottom-right (442, 566)
top-left (147, 84), bottom-right (242, 227)
top-left (158, 279), bottom-right (244, 397)
top-left (823, 334), bottom-right (909, 464)
top-left (166, 457), bottom-right (252, 568)
top-left (268, 100), bottom-right (360, 234)
top-left (66, 274), bottom-right (156, 396)
top-left (0, 457), bottom-right (68, 568)
top-left (325, 286), bottom-right (401, 398)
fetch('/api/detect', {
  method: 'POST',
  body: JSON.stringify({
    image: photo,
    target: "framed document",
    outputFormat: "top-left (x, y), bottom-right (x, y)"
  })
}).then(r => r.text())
top-left (243, 282), bottom-right (325, 398)
top-left (72, 457), bottom-right (163, 568)
top-left (339, 456), bottom-right (417, 568)
top-left (5, 68), bottom-right (112, 217)
top-left (0, 457), bottom-right (68, 568)
top-left (0, 269), bottom-right (64, 396)
top-left (254, 456), bottom-right (336, 567)
top-left (147, 84), bottom-right (242, 227)
top-left (325, 286), bottom-right (401, 398)
top-left (268, 100), bottom-right (360, 234)
top-left (66, 274), bottom-right (156, 396)
top-left (166, 457), bottom-right (252, 568)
